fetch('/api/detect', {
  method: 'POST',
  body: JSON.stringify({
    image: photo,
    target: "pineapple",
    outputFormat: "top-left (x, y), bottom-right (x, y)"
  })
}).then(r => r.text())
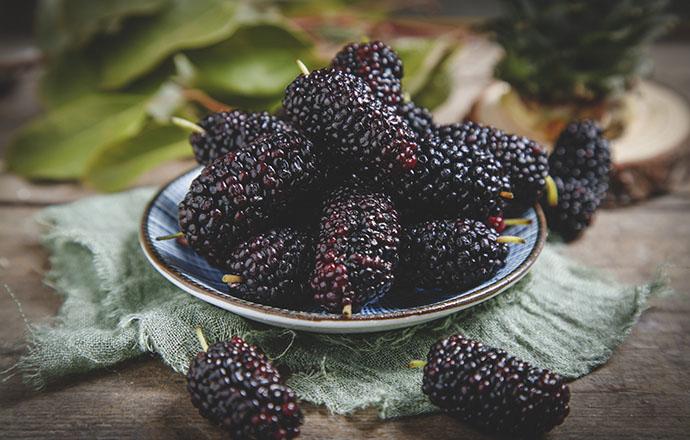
top-left (489, 0), bottom-right (675, 139)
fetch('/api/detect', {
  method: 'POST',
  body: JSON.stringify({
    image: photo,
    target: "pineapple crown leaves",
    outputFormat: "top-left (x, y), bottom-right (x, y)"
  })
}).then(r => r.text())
top-left (489, 0), bottom-right (677, 104)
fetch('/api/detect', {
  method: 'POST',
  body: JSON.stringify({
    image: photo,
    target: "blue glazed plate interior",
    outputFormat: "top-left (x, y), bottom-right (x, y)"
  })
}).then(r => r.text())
top-left (142, 167), bottom-right (541, 317)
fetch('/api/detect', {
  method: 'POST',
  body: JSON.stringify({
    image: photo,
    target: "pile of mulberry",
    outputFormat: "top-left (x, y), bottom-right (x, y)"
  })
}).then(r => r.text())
top-left (436, 121), bottom-right (549, 210)
top-left (311, 186), bottom-right (401, 315)
top-left (282, 68), bottom-right (417, 176)
top-left (178, 131), bottom-right (319, 266)
top-left (400, 219), bottom-right (508, 289)
top-left (190, 110), bottom-right (293, 165)
top-left (420, 334), bottom-right (570, 436)
top-left (221, 227), bottom-right (314, 307)
top-left (187, 336), bottom-right (303, 439)
top-left (331, 40), bottom-right (404, 106)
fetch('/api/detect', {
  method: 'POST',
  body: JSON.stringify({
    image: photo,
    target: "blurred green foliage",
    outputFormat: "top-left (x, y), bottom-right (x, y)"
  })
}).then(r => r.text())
top-left (8, 0), bottom-right (460, 191)
top-left (491, 0), bottom-right (676, 104)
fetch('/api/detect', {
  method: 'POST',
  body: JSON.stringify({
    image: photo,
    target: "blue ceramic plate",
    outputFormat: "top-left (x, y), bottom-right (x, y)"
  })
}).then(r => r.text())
top-left (140, 167), bottom-right (546, 334)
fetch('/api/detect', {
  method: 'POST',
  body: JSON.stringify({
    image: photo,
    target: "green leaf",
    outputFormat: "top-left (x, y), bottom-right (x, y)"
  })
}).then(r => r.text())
top-left (188, 22), bottom-right (314, 98)
top-left (413, 49), bottom-right (455, 110)
top-left (99, 0), bottom-right (241, 89)
top-left (84, 123), bottom-right (191, 192)
top-left (396, 37), bottom-right (455, 98)
top-left (36, 0), bottom-right (168, 55)
top-left (6, 93), bottom-right (148, 180)
top-left (39, 50), bottom-right (100, 108)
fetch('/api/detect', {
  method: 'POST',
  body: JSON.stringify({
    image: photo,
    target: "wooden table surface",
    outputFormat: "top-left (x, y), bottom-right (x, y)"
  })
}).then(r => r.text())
top-left (1, 43), bottom-right (689, 439)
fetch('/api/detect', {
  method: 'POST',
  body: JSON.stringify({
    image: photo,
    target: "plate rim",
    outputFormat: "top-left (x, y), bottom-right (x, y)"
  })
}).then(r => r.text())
top-left (139, 167), bottom-right (547, 328)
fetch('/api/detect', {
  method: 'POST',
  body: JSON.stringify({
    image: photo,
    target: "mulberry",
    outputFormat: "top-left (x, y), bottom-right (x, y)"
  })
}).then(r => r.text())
top-left (178, 131), bottom-right (319, 266)
top-left (418, 334), bottom-right (570, 436)
top-left (190, 110), bottom-right (293, 165)
top-left (187, 334), bottom-right (303, 439)
top-left (311, 187), bottom-right (401, 316)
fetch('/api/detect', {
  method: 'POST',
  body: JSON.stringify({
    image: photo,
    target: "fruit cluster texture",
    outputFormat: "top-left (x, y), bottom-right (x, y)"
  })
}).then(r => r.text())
top-left (187, 336), bottom-right (303, 439)
top-left (178, 131), bottom-right (319, 266)
top-left (422, 334), bottom-right (570, 436)
top-left (222, 227), bottom-right (313, 307)
top-left (311, 187), bottom-right (401, 313)
top-left (282, 68), bottom-right (418, 176)
top-left (436, 122), bottom-right (549, 210)
top-left (550, 119), bottom-right (611, 199)
top-left (543, 175), bottom-right (599, 241)
top-left (331, 40), bottom-right (404, 106)
top-left (543, 120), bottom-right (611, 241)
top-left (400, 219), bottom-right (508, 289)
top-left (397, 101), bottom-right (436, 139)
top-left (391, 135), bottom-right (509, 221)
top-left (191, 110), bottom-right (293, 165)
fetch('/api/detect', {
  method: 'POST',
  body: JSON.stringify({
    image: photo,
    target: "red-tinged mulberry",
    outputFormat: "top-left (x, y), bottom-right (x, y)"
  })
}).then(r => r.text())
top-left (311, 186), bottom-right (401, 314)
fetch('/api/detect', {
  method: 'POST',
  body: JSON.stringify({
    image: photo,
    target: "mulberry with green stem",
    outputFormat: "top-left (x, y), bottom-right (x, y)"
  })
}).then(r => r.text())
top-left (220, 227), bottom-right (314, 307)
top-left (550, 119), bottom-right (611, 198)
top-left (389, 134), bottom-right (511, 222)
top-left (186, 110), bottom-right (294, 165)
top-left (436, 121), bottom-right (550, 210)
top-left (331, 40), bottom-right (404, 106)
top-left (400, 218), bottom-right (518, 290)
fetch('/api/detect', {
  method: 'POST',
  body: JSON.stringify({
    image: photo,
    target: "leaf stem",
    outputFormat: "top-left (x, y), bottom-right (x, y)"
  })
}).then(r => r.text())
top-left (155, 231), bottom-right (184, 241)
top-left (171, 116), bottom-right (205, 134)
top-left (545, 175), bottom-right (559, 207)
top-left (222, 274), bottom-right (243, 284)
top-left (195, 327), bottom-right (209, 352)
top-left (503, 218), bottom-right (532, 226)
top-left (497, 235), bottom-right (526, 244)
top-left (296, 59), bottom-right (310, 76)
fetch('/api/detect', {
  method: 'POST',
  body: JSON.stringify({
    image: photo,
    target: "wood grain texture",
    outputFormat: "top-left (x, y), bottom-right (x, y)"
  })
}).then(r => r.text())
top-left (1, 41), bottom-right (690, 439)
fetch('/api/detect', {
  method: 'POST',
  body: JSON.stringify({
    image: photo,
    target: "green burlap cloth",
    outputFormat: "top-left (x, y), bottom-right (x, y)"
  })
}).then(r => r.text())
top-left (15, 188), bottom-right (665, 418)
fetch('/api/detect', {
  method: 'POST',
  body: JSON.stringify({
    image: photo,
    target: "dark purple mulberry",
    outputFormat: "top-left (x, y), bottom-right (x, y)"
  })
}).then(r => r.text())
top-left (221, 228), bottom-right (314, 307)
top-left (390, 135), bottom-right (510, 222)
top-left (178, 131), bottom-right (319, 266)
top-left (311, 187), bottom-right (401, 315)
top-left (187, 336), bottom-right (303, 439)
top-left (190, 110), bottom-right (293, 165)
top-left (550, 120), bottom-right (611, 199)
top-left (436, 122), bottom-right (549, 210)
top-left (400, 219), bottom-right (508, 289)
top-left (420, 334), bottom-right (570, 436)
top-left (331, 40), bottom-right (404, 106)
top-left (397, 101), bottom-right (435, 138)
top-left (282, 68), bottom-right (418, 178)
top-left (542, 176), bottom-right (600, 241)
